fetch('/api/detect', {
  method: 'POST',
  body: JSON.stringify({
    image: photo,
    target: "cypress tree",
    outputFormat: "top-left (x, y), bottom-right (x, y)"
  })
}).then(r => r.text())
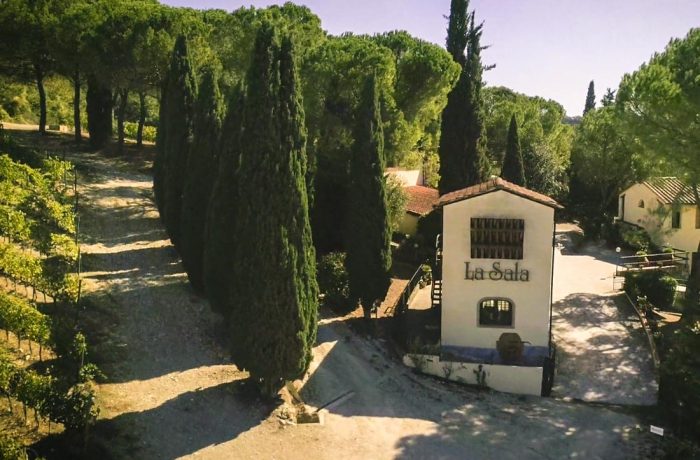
top-left (438, 0), bottom-right (470, 195)
top-left (228, 26), bottom-right (318, 395)
top-left (153, 67), bottom-right (169, 214)
top-left (501, 115), bottom-right (525, 186)
top-left (161, 35), bottom-right (197, 249)
top-left (438, 0), bottom-right (489, 194)
top-left (180, 65), bottom-right (223, 293)
top-left (463, 14), bottom-right (490, 187)
top-left (86, 75), bottom-right (112, 150)
top-left (203, 84), bottom-right (244, 317)
top-left (583, 80), bottom-right (596, 115)
top-left (345, 74), bottom-right (392, 319)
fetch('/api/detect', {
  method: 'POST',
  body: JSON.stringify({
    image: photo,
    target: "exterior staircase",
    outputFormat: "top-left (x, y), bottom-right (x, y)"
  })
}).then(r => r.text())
top-left (431, 234), bottom-right (442, 308)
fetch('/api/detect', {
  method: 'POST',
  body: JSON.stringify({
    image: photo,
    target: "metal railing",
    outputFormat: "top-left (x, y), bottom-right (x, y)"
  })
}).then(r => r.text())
top-left (391, 265), bottom-right (425, 318)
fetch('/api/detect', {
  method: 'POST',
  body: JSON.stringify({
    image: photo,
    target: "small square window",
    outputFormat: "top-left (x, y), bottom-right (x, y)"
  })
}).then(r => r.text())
top-left (478, 298), bottom-right (513, 327)
top-left (470, 218), bottom-right (524, 259)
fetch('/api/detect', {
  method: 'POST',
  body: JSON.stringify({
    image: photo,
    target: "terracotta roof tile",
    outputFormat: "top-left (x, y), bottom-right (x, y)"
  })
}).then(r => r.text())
top-left (405, 185), bottom-right (439, 216)
top-left (436, 177), bottom-right (563, 209)
top-left (642, 177), bottom-right (698, 205)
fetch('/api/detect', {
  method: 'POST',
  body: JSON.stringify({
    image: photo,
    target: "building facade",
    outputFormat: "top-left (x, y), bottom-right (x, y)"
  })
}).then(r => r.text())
top-left (404, 178), bottom-right (560, 396)
top-left (618, 178), bottom-right (700, 262)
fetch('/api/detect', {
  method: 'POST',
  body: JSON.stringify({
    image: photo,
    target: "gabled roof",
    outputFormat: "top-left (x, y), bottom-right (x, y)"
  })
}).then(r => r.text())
top-left (642, 177), bottom-right (699, 205)
top-left (436, 177), bottom-right (563, 209)
top-left (405, 185), bottom-right (439, 216)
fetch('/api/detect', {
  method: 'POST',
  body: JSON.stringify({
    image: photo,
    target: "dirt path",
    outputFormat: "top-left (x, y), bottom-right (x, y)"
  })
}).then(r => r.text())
top-left (70, 152), bottom-right (658, 459)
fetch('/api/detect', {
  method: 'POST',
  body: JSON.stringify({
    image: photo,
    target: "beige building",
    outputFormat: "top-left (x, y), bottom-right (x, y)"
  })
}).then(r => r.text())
top-left (385, 168), bottom-right (439, 236)
top-left (618, 178), bottom-right (700, 260)
top-left (404, 178), bottom-right (561, 396)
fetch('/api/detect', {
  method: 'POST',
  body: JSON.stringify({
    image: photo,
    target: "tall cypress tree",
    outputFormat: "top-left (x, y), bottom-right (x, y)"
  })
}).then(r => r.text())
top-left (501, 115), bottom-right (525, 186)
top-left (439, 0), bottom-right (489, 194)
top-left (438, 0), bottom-right (470, 195)
top-left (203, 84), bottom-right (244, 317)
top-left (345, 74), bottom-right (392, 319)
top-left (86, 75), bottom-right (112, 150)
top-left (180, 65), bottom-right (223, 293)
top-left (583, 80), bottom-right (596, 115)
top-left (463, 14), bottom-right (490, 186)
top-left (228, 26), bottom-right (318, 395)
top-left (160, 35), bottom-right (197, 249)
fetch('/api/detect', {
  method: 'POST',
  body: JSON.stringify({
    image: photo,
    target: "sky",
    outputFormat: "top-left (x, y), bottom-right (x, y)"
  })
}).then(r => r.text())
top-left (161, 0), bottom-right (698, 116)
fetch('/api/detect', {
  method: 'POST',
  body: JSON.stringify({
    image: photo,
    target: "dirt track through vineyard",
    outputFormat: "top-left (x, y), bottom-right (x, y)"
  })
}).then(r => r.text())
top-left (71, 151), bottom-right (659, 459)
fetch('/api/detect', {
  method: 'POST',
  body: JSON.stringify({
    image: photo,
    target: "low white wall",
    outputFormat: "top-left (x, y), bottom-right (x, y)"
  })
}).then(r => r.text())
top-left (403, 354), bottom-right (543, 396)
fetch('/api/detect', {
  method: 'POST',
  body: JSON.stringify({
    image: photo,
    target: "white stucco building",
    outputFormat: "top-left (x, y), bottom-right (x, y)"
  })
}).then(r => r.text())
top-left (404, 178), bottom-right (561, 396)
top-left (618, 178), bottom-right (700, 264)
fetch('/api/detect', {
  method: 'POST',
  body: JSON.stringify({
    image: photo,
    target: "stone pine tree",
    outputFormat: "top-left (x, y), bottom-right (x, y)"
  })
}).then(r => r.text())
top-left (180, 65), bottom-right (223, 293)
top-left (438, 0), bottom-right (470, 195)
top-left (159, 35), bottom-right (197, 249)
top-left (501, 115), bottom-right (525, 186)
top-left (86, 75), bottom-right (112, 150)
top-left (583, 80), bottom-right (596, 115)
top-left (203, 83), bottom-right (244, 317)
top-left (227, 26), bottom-right (319, 395)
top-left (463, 14), bottom-right (490, 187)
top-left (345, 74), bottom-right (392, 320)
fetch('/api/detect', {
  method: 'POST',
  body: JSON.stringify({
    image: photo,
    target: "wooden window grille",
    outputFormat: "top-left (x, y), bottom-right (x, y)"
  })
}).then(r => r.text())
top-left (470, 218), bottom-right (524, 259)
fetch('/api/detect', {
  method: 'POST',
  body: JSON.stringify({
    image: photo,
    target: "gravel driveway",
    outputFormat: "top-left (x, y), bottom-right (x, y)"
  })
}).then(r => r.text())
top-left (552, 230), bottom-right (658, 405)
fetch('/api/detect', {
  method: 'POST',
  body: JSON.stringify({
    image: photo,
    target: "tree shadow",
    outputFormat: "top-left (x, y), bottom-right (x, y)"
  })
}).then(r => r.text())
top-left (393, 394), bottom-right (650, 459)
top-left (31, 379), bottom-right (273, 460)
top-left (552, 293), bottom-right (658, 405)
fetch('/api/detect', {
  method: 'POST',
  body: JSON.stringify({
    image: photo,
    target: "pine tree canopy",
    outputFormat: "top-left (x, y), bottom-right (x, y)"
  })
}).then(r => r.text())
top-left (501, 114), bottom-right (525, 186)
top-left (345, 73), bottom-right (392, 318)
top-left (180, 65), bottom-right (223, 293)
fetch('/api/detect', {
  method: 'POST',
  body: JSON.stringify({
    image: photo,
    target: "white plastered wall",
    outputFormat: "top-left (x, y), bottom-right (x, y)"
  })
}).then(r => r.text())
top-left (441, 190), bottom-right (555, 350)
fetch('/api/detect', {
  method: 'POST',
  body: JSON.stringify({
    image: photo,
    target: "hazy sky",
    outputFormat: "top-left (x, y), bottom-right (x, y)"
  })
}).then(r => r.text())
top-left (161, 0), bottom-right (698, 116)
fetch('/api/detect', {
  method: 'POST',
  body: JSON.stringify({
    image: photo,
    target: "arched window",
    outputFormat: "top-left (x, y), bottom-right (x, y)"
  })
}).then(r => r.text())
top-left (478, 298), bottom-right (514, 327)
top-left (638, 200), bottom-right (645, 208)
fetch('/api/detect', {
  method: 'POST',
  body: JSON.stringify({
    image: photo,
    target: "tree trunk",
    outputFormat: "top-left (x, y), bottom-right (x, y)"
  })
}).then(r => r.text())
top-left (137, 91), bottom-right (146, 147)
top-left (73, 69), bottom-right (82, 143)
top-left (35, 64), bottom-right (47, 135)
top-left (117, 89), bottom-right (128, 153)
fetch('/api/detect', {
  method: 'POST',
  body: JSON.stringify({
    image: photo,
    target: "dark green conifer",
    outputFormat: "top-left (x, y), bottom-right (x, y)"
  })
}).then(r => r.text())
top-left (439, 0), bottom-right (489, 194)
top-left (159, 35), bottom-right (197, 248)
top-left (203, 84), bottom-right (244, 317)
top-left (501, 115), bottom-right (525, 186)
top-left (345, 74), bottom-right (392, 319)
top-left (180, 65), bottom-right (223, 293)
top-left (583, 80), bottom-right (596, 115)
top-left (439, 0), bottom-right (470, 195)
top-left (86, 75), bottom-right (112, 150)
top-left (227, 26), bottom-right (319, 395)
top-left (463, 14), bottom-right (490, 186)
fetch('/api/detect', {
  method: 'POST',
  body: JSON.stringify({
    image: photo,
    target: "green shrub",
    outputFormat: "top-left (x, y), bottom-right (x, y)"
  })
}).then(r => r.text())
top-left (317, 252), bottom-right (351, 312)
top-left (624, 270), bottom-right (677, 308)
top-left (123, 121), bottom-right (156, 143)
top-left (618, 222), bottom-right (652, 251)
top-left (659, 323), bottom-right (700, 445)
top-left (0, 434), bottom-right (27, 460)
